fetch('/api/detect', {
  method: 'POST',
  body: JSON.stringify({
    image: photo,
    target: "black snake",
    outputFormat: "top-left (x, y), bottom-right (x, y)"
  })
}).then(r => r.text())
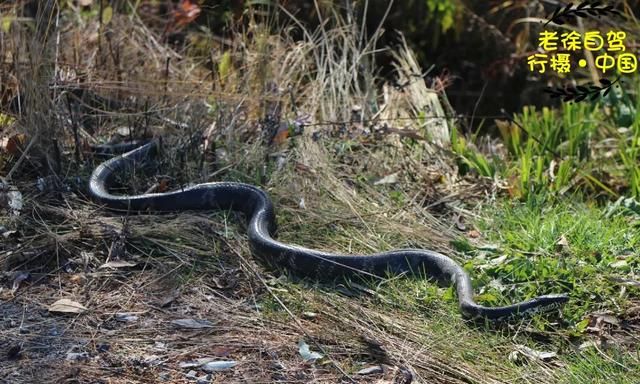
top-left (89, 138), bottom-right (569, 320)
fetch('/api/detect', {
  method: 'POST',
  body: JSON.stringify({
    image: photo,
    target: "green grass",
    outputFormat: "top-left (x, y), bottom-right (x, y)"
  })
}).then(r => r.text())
top-left (561, 348), bottom-right (640, 384)
top-left (471, 196), bottom-right (640, 325)
top-left (252, 191), bottom-right (640, 383)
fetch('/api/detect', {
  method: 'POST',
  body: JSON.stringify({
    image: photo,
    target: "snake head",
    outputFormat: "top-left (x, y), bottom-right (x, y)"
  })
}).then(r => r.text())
top-left (526, 293), bottom-right (570, 315)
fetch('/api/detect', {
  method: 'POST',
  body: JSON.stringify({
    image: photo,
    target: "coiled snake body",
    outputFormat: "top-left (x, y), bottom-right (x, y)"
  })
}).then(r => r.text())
top-left (89, 139), bottom-right (569, 320)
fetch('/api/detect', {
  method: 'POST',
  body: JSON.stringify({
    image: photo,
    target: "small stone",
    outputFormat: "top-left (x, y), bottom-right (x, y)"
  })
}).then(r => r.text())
top-left (185, 370), bottom-right (198, 379)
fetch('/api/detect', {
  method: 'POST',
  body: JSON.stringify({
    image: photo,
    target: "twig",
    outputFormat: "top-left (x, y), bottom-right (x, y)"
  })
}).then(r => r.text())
top-left (5, 136), bottom-right (37, 181)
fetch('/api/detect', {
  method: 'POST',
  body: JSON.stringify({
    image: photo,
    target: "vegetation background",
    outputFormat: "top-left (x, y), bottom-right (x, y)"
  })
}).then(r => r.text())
top-left (0, 0), bottom-right (639, 383)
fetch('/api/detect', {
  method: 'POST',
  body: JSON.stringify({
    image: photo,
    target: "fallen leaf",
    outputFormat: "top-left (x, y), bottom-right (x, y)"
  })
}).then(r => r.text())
top-left (489, 255), bottom-right (508, 265)
top-left (272, 126), bottom-right (289, 145)
top-left (115, 126), bottom-right (132, 137)
top-left (3, 133), bottom-right (26, 155)
top-left (625, 305), bottom-right (640, 317)
top-left (186, 370), bottom-right (198, 379)
top-left (173, 0), bottom-right (201, 28)
top-left (11, 272), bottom-right (30, 293)
top-left (298, 340), bottom-right (323, 362)
top-left (301, 312), bottom-right (317, 320)
top-left (69, 273), bottom-right (87, 285)
top-left (49, 299), bottom-right (87, 314)
top-left (0, 189), bottom-right (23, 215)
top-left (179, 358), bottom-right (216, 368)
top-left (609, 260), bottom-right (628, 269)
top-left (212, 346), bottom-right (232, 357)
top-left (99, 260), bottom-right (137, 269)
top-left (101, 5), bottom-right (113, 24)
top-left (556, 235), bottom-right (569, 249)
top-left (171, 319), bottom-right (214, 329)
top-left (159, 289), bottom-right (180, 307)
top-left (593, 313), bottom-right (620, 326)
top-left (356, 366), bottom-right (383, 375)
top-left (509, 345), bottom-right (557, 363)
top-left (295, 162), bottom-right (314, 174)
top-left (1, 228), bottom-right (17, 238)
top-left (115, 313), bottom-right (139, 322)
top-left (157, 178), bottom-right (170, 193)
top-left (141, 355), bottom-right (162, 366)
top-left (201, 360), bottom-right (237, 372)
top-left (1, 17), bottom-right (12, 33)
top-left (477, 244), bottom-right (500, 252)
top-left (373, 172), bottom-right (399, 185)
top-left (66, 352), bottom-right (90, 361)
top-left (488, 279), bottom-right (506, 292)
top-left (467, 229), bottom-right (481, 238)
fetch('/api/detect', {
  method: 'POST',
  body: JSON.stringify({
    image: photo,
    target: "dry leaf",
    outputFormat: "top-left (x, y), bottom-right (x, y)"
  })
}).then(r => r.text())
top-left (173, 0), bottom-right (201, 28)
top-left (115, 126), bottom-right (132, 137)
top-left (467, 229), bottom-right (481, 238)
top-left (171, 318), bottom-right (214, 329)
top-left (356, 366), bottom-right (383, 375)
top-left (101, 5), bottom-right (113, 24)
top-left (159, 289), bottom-right (180, 307)
top-left (1, 188), bottom-right (23, 216)
top-left (11, 272), bottom-right (30, 293)
top-left (301, 312), bottom-right (317, 319)
top-left (609, 260), bottom-right (628, 269)
top-left (509, 345), bottom-right (557, 363)
top-left (556, 235), bottom-right (569, 249)
top-left (201, 361), bottom-right (237, 372)
top-left (157, 178), bottom-right (170, 193)
top-left (66, 352), bottom-right (90, 361)
top-left (179, 358), bottom-right (216, 368)
top-left (115, 313), bottom-right (139, 322)
top-left (272, 126), bottom-right (289, 145)
top-left (298, 340), bottom-right (323, 361)
top-left (373, 172), bottom-right (399, 185)
top-left (49, 299), bottom-right (87, 314)
top-left (2, 134), bottom-right (26, 155)
top-left (212, 346), bottom-right (232, 357)
top-left (99, 260), bottom-right (137, 269)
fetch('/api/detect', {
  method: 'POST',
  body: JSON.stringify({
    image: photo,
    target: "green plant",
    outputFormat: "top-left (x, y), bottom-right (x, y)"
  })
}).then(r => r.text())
top-left (451, 126), bottom-right (496, 177)
top-left (426, 0), bottom-right (457, 33)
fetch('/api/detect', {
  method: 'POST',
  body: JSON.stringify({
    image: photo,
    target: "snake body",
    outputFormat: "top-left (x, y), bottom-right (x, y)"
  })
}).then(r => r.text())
top-left (89, 138), bottom-right (569, 320)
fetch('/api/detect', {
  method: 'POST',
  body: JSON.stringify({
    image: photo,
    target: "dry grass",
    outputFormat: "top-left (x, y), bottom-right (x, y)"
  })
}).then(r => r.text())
top-left (0, 2), bottom-right (605, 384)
